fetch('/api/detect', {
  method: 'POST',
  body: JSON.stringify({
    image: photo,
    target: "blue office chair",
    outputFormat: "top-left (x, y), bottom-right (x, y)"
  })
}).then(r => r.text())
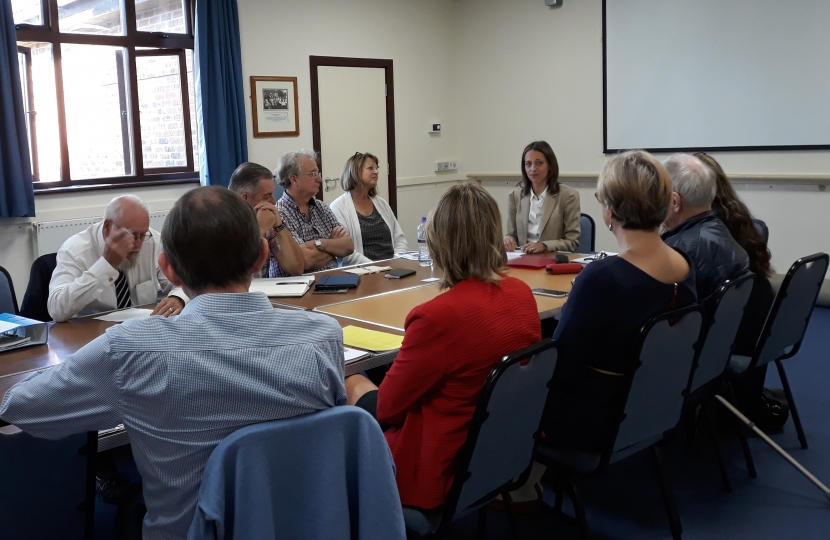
top-left (0, 265), bottom-right (19, 315)
top-left (685, 273), bottom-right (755, 492)
top-left (0, 428), bottom-right (96, 540)
top-left (405, 339), bottom-right (559, 539)
top-left (575, 214), bottom-right (595, 254)
top-left (273, 184), bottom-right (285, 201)
top-left (728, 253), bottom-right (829, 450)
top-left (535, 305), bottom-right (705, 540)
top-left (752, 218), bottom-right (769, 243)
top-left (188, 406), bottom-right (406, 540)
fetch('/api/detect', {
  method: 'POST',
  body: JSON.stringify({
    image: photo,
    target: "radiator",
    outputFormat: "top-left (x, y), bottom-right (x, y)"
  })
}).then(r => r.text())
top-left (34, 211), bottom-right (169, 257)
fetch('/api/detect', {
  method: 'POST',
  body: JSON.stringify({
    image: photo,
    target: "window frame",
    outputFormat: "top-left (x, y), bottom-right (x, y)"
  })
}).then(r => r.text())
top-left (15, 0), bottom-right (200, 193)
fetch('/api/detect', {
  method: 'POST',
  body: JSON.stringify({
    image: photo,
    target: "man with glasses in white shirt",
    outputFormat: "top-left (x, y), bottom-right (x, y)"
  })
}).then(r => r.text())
top-left (272, 149), bottom-right (354, 276)
top-left (48, 194), bottom-right (188, 322)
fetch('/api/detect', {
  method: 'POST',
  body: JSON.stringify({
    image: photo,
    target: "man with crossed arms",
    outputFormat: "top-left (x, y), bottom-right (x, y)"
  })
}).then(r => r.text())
top-left (271, 149), bottom-right (354, 276)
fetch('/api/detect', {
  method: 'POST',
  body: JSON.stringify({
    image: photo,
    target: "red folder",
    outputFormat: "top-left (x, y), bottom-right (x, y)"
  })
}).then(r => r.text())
top-left (506, 257), bottom-right (557, 269)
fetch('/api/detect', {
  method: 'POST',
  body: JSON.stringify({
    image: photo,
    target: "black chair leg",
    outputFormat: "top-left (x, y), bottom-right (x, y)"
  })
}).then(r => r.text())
top-left (476, 506), bottom-right (487, 540)
top-left (775, 359), bottom-right (808, 450)
top-left (650, 446), bottom-right (683, 540)
top-left (565, 478), bottom-right (590, 540)
top-left (727, 383), bottom-right (758, 478)
top-left (501, 491), bottom-right (520, 540)
top-left (702, 400), bottom-right (733, 493)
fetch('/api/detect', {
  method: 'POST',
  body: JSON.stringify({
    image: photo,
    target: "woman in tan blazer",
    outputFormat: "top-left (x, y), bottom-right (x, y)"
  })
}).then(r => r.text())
top-left (504, 141), bottom-right (581, 253)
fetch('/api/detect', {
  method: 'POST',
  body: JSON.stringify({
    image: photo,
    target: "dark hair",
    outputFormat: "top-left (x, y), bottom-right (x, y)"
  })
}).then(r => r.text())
top-left (520, 141), bottom-right (560, 197)
top-left (162, 186), bottom-right (262, 291)
top-left (228, 162), bottom-right (273, 195)
top-left (695, 153), bottom-right (772, 278)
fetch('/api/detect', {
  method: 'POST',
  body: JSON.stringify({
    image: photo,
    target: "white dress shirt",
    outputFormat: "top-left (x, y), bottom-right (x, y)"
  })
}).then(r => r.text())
top-left (526, 190), bottom-right (547, 243)
top-left (48, 221), bottom-right (188, 322)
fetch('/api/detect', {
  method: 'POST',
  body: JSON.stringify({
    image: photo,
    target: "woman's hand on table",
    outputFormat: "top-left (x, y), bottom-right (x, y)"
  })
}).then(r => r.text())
top-left (522, 242), bottom-right (547, 254)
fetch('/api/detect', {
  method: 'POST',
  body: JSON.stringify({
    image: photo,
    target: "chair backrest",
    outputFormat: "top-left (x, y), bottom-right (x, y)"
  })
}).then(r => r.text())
top-left (690, 272), bottom-right (755, 393)
top-left (753, 218), bottom-right (769, 243)
top-left (612, 305), bottom-right (704, 453)
top-left (575, 213), bottom-right (595, 253)
top-left (273, 184), bottom-right (285, 201)
top-left (188, 406), bottom-right (405, 540)
top-left (0, 265), bottom-right (19, 315)
top-left (20, 253), bottom-right (58, 322)
top-left (752, 253), bottom-right (829, 369)
top-left (0, 428), bottom-right (94, 540)
top-left (442, 339), bottom-right (558, 524)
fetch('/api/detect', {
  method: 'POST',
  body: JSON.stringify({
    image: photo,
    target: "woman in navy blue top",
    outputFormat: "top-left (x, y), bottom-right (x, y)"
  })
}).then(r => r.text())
top-left (543, 150), bottom-right (698, 452)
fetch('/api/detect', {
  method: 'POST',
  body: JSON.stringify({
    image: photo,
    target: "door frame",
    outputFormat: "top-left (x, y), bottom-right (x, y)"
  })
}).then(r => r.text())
top-left (309, 56), bottom-right (397, 213)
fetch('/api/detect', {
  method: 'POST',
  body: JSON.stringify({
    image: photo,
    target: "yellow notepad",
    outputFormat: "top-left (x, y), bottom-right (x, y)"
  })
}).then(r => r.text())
top-left (342, 326), bottom-right (404, 352)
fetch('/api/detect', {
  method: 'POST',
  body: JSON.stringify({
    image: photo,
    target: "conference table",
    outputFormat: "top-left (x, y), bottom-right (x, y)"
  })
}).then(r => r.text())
top-left (0, 254), bottom-right (579, 449)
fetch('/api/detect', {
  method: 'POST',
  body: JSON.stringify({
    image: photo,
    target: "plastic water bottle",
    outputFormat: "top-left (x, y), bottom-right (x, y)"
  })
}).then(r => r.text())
top-left (417, 217), bottom-right (432, 267)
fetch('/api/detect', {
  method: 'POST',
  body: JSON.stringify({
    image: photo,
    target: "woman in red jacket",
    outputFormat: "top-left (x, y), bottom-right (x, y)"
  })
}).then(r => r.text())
top-left (346, 183), bottom-right (541, 510)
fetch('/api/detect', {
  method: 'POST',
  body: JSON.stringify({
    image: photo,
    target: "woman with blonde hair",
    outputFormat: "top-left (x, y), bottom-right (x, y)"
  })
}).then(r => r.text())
top-left (330, 152), bottom-right (407, 263)
top-left (345, 183), bottom-right (541, 511)
top-left (540, 150), bottom-right (697, 452)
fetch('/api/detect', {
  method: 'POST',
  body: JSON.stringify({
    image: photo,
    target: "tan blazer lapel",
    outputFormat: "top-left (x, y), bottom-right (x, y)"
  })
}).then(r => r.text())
top-left (540, 191), bottom-right (559, 239)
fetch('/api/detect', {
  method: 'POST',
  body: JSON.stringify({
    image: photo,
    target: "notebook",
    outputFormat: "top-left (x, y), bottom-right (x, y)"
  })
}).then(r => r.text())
top-left (249, 276), bottom-right (316, 297)
top-left (315, 275), bottom-right (361, 290)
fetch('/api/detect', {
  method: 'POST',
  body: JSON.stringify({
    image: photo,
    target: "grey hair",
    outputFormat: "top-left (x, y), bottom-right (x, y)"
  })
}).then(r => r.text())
top-left (274, 149), bottom-right (319, 189)
top-left (663, 153), bottom-right (716, 207)
top-left (104, 194), bottom-right (148, 223)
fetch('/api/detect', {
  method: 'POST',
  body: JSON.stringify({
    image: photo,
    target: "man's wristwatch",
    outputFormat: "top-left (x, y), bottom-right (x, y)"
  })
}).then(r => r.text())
top-left (314, 239), bottom-right (323, 250)
top-left (273, 222), bottom-right (287, 233)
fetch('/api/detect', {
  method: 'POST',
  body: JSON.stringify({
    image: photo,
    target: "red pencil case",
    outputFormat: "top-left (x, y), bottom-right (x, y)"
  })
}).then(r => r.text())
top-left (545, 263), bottom-right (584, 275)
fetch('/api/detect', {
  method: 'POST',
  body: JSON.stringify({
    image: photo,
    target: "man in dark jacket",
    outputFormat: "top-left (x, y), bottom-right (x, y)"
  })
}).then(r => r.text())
top-left (661, 153), bottom-right (749, 304)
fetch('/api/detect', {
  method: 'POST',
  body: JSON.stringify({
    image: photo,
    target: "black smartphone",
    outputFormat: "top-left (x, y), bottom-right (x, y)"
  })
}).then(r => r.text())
top-left (532, 288), bottom-right (569, 298)
top-left (312, 288), bottom-right (348, 294)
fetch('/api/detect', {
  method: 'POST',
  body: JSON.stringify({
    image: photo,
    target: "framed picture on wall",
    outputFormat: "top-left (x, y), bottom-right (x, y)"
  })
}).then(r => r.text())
top-left (251, 76), bottom-right (300, 137)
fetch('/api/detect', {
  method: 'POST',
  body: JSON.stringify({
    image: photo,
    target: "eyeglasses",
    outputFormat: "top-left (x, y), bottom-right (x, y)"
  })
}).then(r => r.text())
top-left (125, 229), bottom-right (152, 242)
top-left (296, 171), bottom-right (322, 178)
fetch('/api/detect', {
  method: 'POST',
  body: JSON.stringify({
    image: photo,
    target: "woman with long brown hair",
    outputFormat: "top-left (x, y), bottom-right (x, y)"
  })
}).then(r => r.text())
top-left (504, 141), bottom-right (581, 254)
top-left (696, 153), bottom-right (776, 424)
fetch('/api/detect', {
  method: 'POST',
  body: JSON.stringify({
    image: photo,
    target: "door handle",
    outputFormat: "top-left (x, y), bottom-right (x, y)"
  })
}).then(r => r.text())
top-left (323, 177), bottom-right (338, 192)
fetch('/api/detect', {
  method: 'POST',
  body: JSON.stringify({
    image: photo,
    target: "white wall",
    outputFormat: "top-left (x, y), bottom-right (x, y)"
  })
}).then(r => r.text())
top-left (0, 184), bottom-right (194, 301)
top-left (237, 0), bottom-right (462, 176)
top-left (455, 0), bottom-right (830, 271)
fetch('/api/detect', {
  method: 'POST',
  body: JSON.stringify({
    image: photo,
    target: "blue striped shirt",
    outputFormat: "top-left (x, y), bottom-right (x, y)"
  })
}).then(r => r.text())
top-left (0, 293), bottom-right (347, 540)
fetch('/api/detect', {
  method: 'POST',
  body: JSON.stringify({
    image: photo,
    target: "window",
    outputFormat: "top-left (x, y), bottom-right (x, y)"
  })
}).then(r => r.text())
top-left (13, 0), bottom-right (199, 191)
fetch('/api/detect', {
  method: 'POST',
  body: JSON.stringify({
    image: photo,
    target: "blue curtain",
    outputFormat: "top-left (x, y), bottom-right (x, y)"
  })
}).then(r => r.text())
top-left (194, 0), bottom-right (248, 188)
top-left (0, 0), bottom-right (35, 217)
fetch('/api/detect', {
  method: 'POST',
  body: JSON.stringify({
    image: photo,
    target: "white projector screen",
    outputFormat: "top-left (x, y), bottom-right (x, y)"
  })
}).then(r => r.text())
top-left (603, 0), bottom-right (830, 152)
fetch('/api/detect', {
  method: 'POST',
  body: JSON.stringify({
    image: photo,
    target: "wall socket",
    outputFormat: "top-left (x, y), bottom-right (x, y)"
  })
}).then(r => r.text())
top-left (434, 161), bottom-right (458, 172)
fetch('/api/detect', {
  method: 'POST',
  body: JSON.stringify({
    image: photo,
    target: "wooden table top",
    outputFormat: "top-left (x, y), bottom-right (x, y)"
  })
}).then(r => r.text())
top-left (315, 266), bottom-right (574, 331)
top-left (270, 258), bottom-right (440, 311)
top-left (0, 254), bottom-right (585, 399)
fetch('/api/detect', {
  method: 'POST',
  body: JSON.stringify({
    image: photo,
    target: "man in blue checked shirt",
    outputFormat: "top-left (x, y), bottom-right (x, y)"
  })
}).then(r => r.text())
top-left (0, 186), bottom-right (347, 540)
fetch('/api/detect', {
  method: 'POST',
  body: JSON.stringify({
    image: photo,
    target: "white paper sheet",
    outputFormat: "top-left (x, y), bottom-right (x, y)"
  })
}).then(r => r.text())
top-left (94, 308), bottom-right (154, 322)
